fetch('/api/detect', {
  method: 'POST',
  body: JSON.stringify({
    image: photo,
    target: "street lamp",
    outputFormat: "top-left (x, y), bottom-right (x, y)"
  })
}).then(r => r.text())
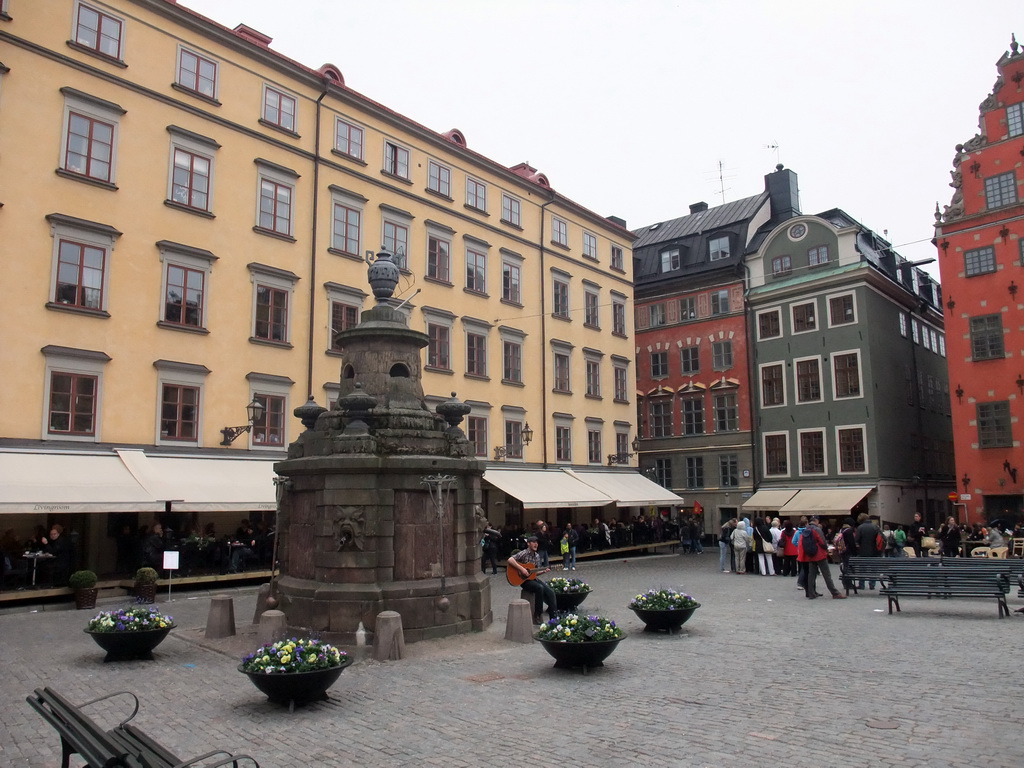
top-left (220, 397), bottom-right (266, 445)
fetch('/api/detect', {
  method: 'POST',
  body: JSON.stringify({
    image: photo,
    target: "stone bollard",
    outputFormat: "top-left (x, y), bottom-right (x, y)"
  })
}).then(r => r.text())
top-left (252, 583), bottom-right (271, 625)
top-left (204, 594), bottom-right (236, 639)
top-left (519, 589), bottom-right (537, 617)
top-left (372, 610), bottom-right (405, 661)
top-left (505, 599), bottom-right (535, 644)
top-left (257, 609), bottom-right (287, 645)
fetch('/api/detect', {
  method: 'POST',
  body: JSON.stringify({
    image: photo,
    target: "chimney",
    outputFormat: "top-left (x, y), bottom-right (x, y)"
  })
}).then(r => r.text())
top-left (606, 215), bottom-right (627, 229)
top-left (765, 164), bottom-right (800, 221)
top-left (233, 24), bottom-right (273, 48)
top-left (689, 202), bottom-right (709, 214)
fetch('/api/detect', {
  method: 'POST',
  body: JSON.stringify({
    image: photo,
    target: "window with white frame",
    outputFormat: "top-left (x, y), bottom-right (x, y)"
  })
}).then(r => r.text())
top-left (587, 427), bottom-right (602, 464)
top-left (73, 2), bottom-right (124, 60)
top-left (585, 355), bottom-right (601, 398)
top-left (612, 294), bottom-right (627, 335)
top-left (660, 248), bottom-right (680, 272)
top-left (326, 281), bottom-right (366, 352)
top-left (466, 246), bottom-right (487, 293)
top-left (828, 293), bottom-right (855, 325)
top-left (679, 296), bottom-right (696, 320)
top-left (154, 359), bottom-right (208, 445)
top-left (255, 159), bottom-right (298, 237)
top-left (1008, 102), bottom-right (1023, 138)
top-left (833, 351), bottom-right (862, 398)
top-left (502, 193), bottom-right (521, 226)
top-left (807, 245), bottom-right (829, 266)
top-left (334, 118), bottom-right (364, 160)
top-left (248, 372), bottom-right (293, 448)
top-left (764, 432), bottom-right (789, 476)
top-left (911, 318), bottom-right (920, 344)
top-left (711, 340), bottom-right (732, 370)
top-left (176, 47), bottom-right (218, 100)
top-left (709, 235), bottom-right (730, 261)
top-left (615, 431), bottom-right (629, 458)
top-left (382, 213), bottom-right (410, 264)
top-left (771, 255), bottom-right (792, 276)
top-left (555, 423), bottom-right (572, 462)
top-left (611, 245), bottom-right (624, 271)
top-left (583, 231), bottom-right (598, 260)
top-left (427, 234), bottom-right (451, 283)
top-left (42, 345), bottom-right (109, 441)
top-left (970, 314), bottom-right (1005, 360)
top-left (551, 216), bottom-right (568, 247)
top-left (799, 429), bottom-right (825, 474)
top-left (710, 289), bottom-right (729, 316)
top-left (757, 308), bottom-right (781, 339)
top-left (713, 392), bottom-right (738, 432)
top-left (262, 86), bottom-right (296, 132)
top-left (427, 161), bottom-right (451, 197)
top-left (46, 213), bottom-right (119, 314)
top-left (248, 263), bottom-right (298, 345)
top-left (613, 359), bottom-right (629, 402)
top-left (795, 357), bottom-right (822, 402)
top-left (649, 303), bottom-right (666, 327)
top-left (760, 362), bottom-right (785, 407)
top-left (59, 87), bottom-right (124, 185)
top-left (330, 186), bottom-right (364, 257)
top-left (899, 312), bottom-right (908, 337)
top-left (167, 126), bottom-right (218, 213)
top-left (503, 416), bottom-right (526, 459)
top-left (984, 172), bottom-right (1017, 209)
top-left (651, 350), bottom-right (668, 378)
top-left (977, 401), bottom-right (1012, 447)
top-left (552, 273), bottom-right (570, 319)
top-left (424, 307), bottom-right (454, 371)
top-left (584, 286), bottom-right (599, 328)
top-left (501, 250), bottom-right (523, 304)
top-left (501, 329), bottom-right (524, 384)
top-left (157, 240), bottom-right (215, 330)
top-left (682, 396), bottom-right (704, 435)
top-left (964, 246), bottom-right (996, 277)
top-left (681, 345), bottom-right (700, 374)
top-left (792, 301), bottom-right (816, 332)
top-left (466, 176), bottom-right (487, 211)
top-left (463, 318), bottom-right (491, 378)
top-left (837, 425), bottom-right (867, 473)
top-left (383, 141), bottom-right (409, 179)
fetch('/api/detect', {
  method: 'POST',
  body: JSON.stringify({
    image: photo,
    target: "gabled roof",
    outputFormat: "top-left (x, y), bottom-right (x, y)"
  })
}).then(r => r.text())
top-left (632, 193), bottom-right (768, 249)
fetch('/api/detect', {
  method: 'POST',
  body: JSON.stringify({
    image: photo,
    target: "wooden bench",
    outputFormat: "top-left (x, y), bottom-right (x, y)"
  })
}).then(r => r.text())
top-left (27, 687), bottom-right (260, 768)
top-left (879, 571), bottom-right (1010, 617)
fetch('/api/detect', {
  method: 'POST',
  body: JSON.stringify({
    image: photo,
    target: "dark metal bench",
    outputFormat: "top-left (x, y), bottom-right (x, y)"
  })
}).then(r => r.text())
top-left (879, 571), bottom-right (1010, 617)
top-left (842, 557), bottom-right (1024, 596)
top-left (27, 687), bottom-right (259, 768)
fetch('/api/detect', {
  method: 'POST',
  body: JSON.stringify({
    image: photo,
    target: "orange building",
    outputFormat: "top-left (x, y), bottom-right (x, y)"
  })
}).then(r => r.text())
top-left (935, 36), bottom-right (1024, 526)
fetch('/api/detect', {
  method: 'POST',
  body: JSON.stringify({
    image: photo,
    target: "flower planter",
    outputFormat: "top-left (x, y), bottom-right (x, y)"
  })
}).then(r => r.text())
top-left (536, 635), bottom-right (625, 674)
top-left (553, 590), bottom-right (591, 612)
top-left (239, 656), bottom-right (354, 711)
top-left (74, 588), bottom-right (98, 610)
top-left (630, 605), bottom-right (699, 633)
top-left (135, 584), bottom-right (157, 604)
top-left (85, 626), bottom-right (175, 662)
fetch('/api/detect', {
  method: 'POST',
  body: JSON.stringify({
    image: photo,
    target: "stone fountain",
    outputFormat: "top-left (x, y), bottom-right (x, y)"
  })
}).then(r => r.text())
top-left (273, 249), bottom-right (491, 643)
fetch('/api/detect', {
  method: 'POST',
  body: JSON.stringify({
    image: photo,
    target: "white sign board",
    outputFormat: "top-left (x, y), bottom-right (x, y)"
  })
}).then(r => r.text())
top-left (163, 550), bottom-right (180, 570)
top-left (959, 494), bottom-right (972, 502)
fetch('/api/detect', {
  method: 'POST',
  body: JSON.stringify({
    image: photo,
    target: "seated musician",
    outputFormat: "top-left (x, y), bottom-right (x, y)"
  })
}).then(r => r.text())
top-left (507, 535), bottom-right (557, 624)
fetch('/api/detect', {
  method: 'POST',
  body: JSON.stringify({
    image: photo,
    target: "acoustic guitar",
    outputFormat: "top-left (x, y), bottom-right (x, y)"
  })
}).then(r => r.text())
top-left (506, 561), bottom-right (551, 587)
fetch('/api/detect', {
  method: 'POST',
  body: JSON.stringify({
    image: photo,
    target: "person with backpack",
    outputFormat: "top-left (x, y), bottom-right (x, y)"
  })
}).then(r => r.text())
top-left (480, 523), bottom-right (501, 575)
top-left (799, 515), bottom-right (846, 600)
top-left (892, 524), bottom-right (908, 557)
top-left (719, 519), bottom-right (735, 573)
top-left (854, 513), bottom-right (883, 589)
top-left (779, 519), bottom-right (798, 577)
top-left (565, 525), bottom-right (579, 570)
top-left (834, 518), bottom-right (857, 592)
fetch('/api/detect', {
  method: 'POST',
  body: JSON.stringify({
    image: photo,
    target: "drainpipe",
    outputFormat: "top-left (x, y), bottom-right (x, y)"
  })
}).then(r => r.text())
top-left (305, 81), bottom-right (330, 400)
top-left (740, 260), bottom-right (760, 495)
top-left (538, 195), bottom-right (556, 467)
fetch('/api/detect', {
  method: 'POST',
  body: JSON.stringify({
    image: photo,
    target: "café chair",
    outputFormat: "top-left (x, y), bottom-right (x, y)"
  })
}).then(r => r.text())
top-left (1011, 539), bottom-right (1024, 559)
top-left (970, 546), bottom-right (991, 557)
top-left (903, 547), bottom-right (917, 557)
top-left (988, 546), bottom-right (1008, 559)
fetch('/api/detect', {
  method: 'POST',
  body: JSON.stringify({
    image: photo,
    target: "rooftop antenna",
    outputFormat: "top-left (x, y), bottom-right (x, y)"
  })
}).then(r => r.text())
top-left (764, 141), bottom-right (780, 166)
top-left (705, 160), bottom-right (735, 205)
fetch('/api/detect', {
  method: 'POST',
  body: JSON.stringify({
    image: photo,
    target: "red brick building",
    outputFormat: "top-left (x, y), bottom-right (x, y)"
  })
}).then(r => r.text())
top-left (935, 36), bottom-right (1024, 526)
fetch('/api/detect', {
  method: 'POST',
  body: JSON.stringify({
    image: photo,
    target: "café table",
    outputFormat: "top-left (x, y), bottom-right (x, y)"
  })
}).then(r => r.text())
top-left (21, 551), bottom-right (55, 587)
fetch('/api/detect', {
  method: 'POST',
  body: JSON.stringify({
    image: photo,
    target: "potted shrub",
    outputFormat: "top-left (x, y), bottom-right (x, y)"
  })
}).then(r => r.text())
top-left (85, 605), bottom-right (176, 661)
top-left (134, 567), bottom-right (159, 604)
top-left (239, 637), bottom-right (353, 712)
top-left (535, 613), bottom-right (625, 673)
top-left (546, 576), bottom-right (592, 612)
top-left (628, 588), bottom-right (701, 633)
top-left (69, 570), bottom-right (99, 610)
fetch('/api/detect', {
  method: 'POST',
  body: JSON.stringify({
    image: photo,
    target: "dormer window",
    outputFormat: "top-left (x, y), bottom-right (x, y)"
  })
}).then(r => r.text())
top-left (709, 236), bottom-right (730, 261)
top-left (660, 248), bottom-right (680, 272)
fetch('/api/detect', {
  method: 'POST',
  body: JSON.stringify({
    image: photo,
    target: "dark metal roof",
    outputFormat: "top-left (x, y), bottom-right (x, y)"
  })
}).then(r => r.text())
top-left (632, 193), bottom-right (768, 249)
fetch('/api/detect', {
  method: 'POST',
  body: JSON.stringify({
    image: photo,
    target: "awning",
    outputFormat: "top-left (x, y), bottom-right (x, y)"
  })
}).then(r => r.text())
top-left (0, 450), bottom-right (162, 514)
top-left (116, 450), bottom-right (278, 512)
top-left (742, 489), bottom-right (798, 512)
top-left (779, 487), bottom-right (874, 515)
top-left (483, 468), bottom-right (615, 509)
top-left (566, 469), bottom-right (684, 508)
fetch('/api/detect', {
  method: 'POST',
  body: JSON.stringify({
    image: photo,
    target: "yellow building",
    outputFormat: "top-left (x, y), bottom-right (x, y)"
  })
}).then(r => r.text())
top-left (0, 0), bottom-right (679, 582)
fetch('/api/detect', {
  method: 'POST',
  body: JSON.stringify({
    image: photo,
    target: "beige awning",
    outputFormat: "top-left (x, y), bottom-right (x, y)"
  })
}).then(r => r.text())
top-left (566, 469), bottom-right (684, 508)
top-left (742, 489), bottom-right (798, 511)
top-left (116, 449), bottom-right (278, 513)
top-left (779, 487), bottom-right (874, 515)
top-left (483, 468), bottom-right (615, 509)
top-left (0, 450), bottom-right (163, 514)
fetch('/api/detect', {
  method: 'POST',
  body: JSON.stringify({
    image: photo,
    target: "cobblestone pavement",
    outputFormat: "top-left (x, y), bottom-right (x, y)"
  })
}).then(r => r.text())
top-left (2, 552), bottom-right (1021, 768)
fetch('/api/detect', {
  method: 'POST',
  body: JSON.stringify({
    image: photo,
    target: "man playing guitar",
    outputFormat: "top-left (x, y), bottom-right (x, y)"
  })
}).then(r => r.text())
top-left (507, 535), bottom-right (557, 624)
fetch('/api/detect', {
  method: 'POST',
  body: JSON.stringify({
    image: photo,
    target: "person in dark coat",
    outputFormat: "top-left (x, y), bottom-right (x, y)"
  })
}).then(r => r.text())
top-left (939, 516), bottom-right (962, 558)
top-left (44, 524), bottom-right (74, 586)
top-left (142, 523), bottom-right (165, 571)
top-left (480, 523), bottom-right (501, 575)
top-left (905, 511), bottom-right (926, 557)
top-left (837, 518), bottom-right (858, 591)
top-left (854, 513), bottom-right (882, 590)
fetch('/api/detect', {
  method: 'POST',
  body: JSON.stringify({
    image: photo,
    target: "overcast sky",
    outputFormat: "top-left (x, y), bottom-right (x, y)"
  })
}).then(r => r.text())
top-left (185, 0), bottom-right (1021, 279)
